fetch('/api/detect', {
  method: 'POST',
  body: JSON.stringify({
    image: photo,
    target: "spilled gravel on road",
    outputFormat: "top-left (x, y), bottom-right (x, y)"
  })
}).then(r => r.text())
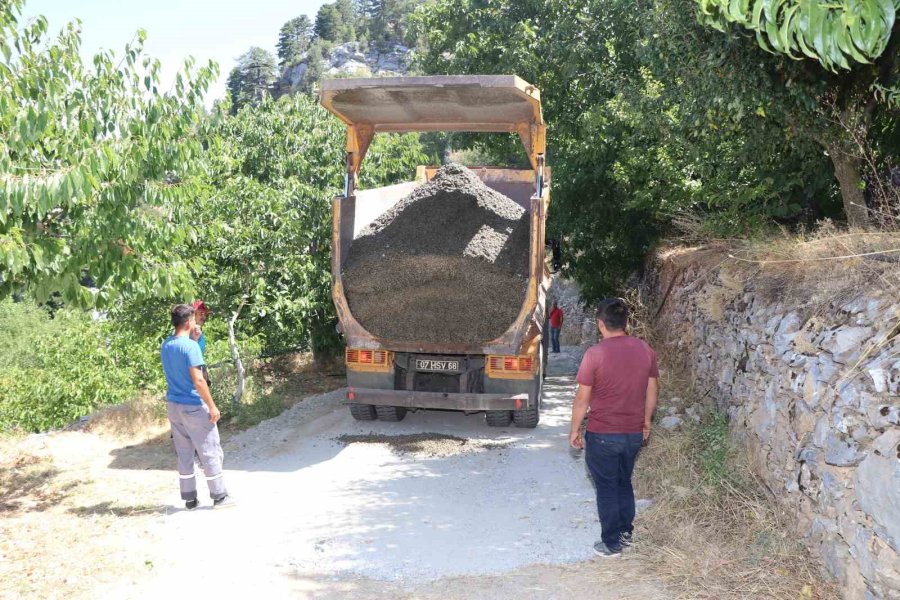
top-left (335, 433), bottom-right (511, 458)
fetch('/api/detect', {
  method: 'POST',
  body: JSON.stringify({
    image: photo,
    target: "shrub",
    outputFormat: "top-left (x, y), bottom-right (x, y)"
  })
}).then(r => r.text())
top-left (0, 301), bottom-right (140, 432)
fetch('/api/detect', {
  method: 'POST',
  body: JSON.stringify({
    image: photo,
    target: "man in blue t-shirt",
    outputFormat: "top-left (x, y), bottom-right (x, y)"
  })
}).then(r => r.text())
top-left (161, 304), bottom-right (233, 510)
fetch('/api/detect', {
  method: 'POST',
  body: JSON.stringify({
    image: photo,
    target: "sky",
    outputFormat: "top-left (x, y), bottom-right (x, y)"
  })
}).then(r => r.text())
top-left (23, 0), bottom-right (329, 105)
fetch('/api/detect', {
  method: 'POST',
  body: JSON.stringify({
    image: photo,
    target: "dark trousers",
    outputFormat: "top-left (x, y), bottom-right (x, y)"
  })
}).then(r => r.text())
top-left (585, 432), bottom-right (643, 550)
top-left (550, 326), bottom-right (561, 353)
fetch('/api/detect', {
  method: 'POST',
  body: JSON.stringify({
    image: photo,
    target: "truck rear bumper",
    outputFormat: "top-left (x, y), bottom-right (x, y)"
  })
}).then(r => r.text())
top-left (347, 387), bottom-right (534, 411)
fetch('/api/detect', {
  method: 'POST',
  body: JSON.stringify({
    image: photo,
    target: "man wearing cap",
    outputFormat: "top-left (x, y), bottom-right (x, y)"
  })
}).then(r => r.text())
top-left (190, 299), bottom-right (210, 385)
top-left (161, 304), bottom-right (234, 509)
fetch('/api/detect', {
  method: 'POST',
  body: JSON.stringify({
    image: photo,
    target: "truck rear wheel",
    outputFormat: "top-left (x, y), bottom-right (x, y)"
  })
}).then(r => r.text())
top-left (513, 407), bottom-right (540, 428)
top-left (485, 410), bottom-right (513, 427)
top-left (349, 404), bottom-right (377, 421)
top-left (375, 405), bottom-right (407, 422)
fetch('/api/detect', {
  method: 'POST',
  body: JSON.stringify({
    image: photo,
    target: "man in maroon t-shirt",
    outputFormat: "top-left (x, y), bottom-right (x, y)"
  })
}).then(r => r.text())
top-left (569, 298), bottom-right (659, 558)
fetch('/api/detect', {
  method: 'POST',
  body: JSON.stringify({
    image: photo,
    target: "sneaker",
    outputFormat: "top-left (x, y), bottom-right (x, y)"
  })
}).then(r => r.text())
top-left (619, 531), bottom-right (633, 548)
top-left (593, 541), bottom-right (622, 558)
top-left (185, 499), bottom-right (199, 511)
top-left (213, 495), bottom-right (237, 509)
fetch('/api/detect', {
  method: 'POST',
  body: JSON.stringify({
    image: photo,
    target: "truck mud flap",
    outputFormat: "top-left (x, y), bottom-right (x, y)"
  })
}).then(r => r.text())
top-left (347, 388), bottom-right (533, 411)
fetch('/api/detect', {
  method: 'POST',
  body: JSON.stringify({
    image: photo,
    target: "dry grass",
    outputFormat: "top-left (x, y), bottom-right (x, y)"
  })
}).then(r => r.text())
top-left (83, 392), bottom-right (169, 441)
top-left (0, 351), bottom-right (345, 599)
top-left (632, 371), bottom-right (839, 600)
top-left (0, 431), bottom-right (174, 599)
top-left (721, 222), bottom-right (900, 316)
top-left (623, 286), bottom-right (659, 348)
top-left (216, 352), bottom-right (345, 431)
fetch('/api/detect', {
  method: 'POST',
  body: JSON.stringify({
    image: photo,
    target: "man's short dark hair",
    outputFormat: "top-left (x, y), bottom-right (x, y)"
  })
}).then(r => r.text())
top-left (596, 298), bottom-right (628, 331)
top-left (171, 304), bottom-right (194, 329)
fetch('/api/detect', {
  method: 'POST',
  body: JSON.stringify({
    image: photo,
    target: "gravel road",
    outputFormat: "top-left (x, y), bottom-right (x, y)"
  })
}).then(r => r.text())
top-left (98, 348), bottom-right (667, 599)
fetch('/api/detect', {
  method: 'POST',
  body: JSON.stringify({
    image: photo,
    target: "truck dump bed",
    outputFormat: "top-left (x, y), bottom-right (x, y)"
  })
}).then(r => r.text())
top-left (321, 76), bottom-right (549, 425)
top-left (334, 164), bottom-right (544, 354)
top-left (321, 76), bottom-right (550, 357)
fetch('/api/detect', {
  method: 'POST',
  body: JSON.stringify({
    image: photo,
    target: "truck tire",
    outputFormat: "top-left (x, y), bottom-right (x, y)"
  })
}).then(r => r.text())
top-left (349, 404), bottom-right (377, 421)
top-left (513, 407), bottom-right (540, 428)
top-left (485, 410), bottom-right (512, 427)
top-left (375, 405), bottom-right (407, 422)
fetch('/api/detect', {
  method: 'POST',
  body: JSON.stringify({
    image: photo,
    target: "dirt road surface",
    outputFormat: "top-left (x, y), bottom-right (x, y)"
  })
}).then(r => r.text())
top-left (17, 349), bottom-right (670, 599)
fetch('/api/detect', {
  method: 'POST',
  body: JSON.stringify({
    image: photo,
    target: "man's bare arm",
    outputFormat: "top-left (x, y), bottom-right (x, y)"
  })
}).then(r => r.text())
top-left (643, 377), bottom-right (660, 441)
top-left (569, 384), bottom-right (591, 448)
top-left (190, 366), bottom-right (220, 423)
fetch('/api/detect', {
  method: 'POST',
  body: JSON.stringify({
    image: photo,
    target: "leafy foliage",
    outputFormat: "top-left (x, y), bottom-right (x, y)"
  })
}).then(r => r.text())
top-left (695, 0), bottom-right (899, 227)
top-left (0, 300), bottom-right (152, 432)
top-left (412, 0), bottom-right (839, 299)
top-left (314, 1), bottom-right (358, 42)
top-left (190, 94), bottom-right (427, 360)
top-left (226, 47), bottom-right (278, 113)
top-left (696, 0), bottom-right (898, 71)
top-left (277, 15), bottom-right (313, 66)
top-left (359, 0), bottom-right (420, 44)
top-left (0, 0), bottom-right (217, 306)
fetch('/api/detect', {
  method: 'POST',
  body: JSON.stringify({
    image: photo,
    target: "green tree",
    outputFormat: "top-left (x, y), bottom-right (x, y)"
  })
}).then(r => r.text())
top-left (194, 94), bottom-right (426, 371)
top-left (297, 40), bottom-right (330, 93)
top-left (277, 15), bottom-right (313, 66)
top-left (697, 0), bottom-right (898, 71)
top-left (0, 300), bottom-right (144, 431)
top-left (361, 0), bottom-right (419, 43)
top-left (0, 0), bottom-right (217, 305)
top-left (336, 0), bottom-right (360, 30)
top-left (411, 0), bottom-right (841, 298)
top-left (314, 3), bottom-right (344, 41)
top-left (694, 0), bottom-right (900, 226)
top-left (227, 47), bottom-right (277, 114)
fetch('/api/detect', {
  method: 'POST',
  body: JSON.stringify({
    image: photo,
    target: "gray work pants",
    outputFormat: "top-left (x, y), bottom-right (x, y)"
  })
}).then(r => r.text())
top-left (167, 402), bottom-right (226, 502)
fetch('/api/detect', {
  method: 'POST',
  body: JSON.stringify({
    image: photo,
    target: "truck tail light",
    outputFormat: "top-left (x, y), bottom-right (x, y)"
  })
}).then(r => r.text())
top-left (345, 348), bottom-right (392, 371)
top-left (487, 354), bottom-right (536, 379)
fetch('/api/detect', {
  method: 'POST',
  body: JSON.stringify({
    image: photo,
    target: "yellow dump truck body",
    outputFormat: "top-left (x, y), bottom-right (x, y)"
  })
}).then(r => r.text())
top-left (320, 75), bottom-right (550, 424)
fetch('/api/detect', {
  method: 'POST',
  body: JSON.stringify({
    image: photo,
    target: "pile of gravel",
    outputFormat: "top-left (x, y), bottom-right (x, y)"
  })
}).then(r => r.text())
top-left (335, 433), bottom-right (510, 458)
top-left (342, 164), bottom-right (530, 344)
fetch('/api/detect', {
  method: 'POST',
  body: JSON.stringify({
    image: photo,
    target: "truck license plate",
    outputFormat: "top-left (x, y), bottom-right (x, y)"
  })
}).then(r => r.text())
top-left (415, 359), bottom-right (460, 372)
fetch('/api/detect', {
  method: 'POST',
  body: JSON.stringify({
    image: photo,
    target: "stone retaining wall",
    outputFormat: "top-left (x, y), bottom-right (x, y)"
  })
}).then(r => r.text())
top-left (646, 248), bottom-right (900, 599)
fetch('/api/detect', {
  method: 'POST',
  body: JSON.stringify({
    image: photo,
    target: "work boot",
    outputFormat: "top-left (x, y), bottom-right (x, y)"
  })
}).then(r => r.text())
top-left (213, 494), bottom-right (237, 509)
top-left (592, 541), bottom-right (622, 558)
top-left (185, 499), bottom-right (199, 511)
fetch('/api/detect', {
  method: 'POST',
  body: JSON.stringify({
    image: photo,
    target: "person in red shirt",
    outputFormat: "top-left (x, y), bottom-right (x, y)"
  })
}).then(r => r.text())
top-left (189, 299), bottom-right (211, 385)
top-left (548, 302), bottom-right (564, 353)
top-left (569, 298), bottom-right (660, 558)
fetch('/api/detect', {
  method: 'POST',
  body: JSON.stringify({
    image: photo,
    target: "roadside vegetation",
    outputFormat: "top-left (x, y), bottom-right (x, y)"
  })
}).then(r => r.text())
top-left (0, 0), bottom-right (423, 433)
top-left (634, 371), bottom-right (839, 599)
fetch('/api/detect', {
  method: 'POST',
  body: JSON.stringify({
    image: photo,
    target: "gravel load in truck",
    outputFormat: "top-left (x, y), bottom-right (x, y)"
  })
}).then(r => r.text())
top-left (342, 164), bottom-right (530, 345)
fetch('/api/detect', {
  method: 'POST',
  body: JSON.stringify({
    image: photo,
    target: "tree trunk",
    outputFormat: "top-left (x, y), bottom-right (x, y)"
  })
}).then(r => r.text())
top-left (228, 299), bottom-right (247, 407)
top-left (310, 311), bottom-right (342, 370)
top-left (828, 142), bottom-right (869, 228)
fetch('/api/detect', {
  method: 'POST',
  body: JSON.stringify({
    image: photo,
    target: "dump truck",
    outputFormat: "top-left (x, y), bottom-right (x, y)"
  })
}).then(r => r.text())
top-left (320, 75), bottom-right (550, 428)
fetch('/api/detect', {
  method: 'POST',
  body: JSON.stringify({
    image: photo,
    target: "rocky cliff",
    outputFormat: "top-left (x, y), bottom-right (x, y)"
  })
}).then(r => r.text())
top-left (278, 41), bottom-right (411, 94)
